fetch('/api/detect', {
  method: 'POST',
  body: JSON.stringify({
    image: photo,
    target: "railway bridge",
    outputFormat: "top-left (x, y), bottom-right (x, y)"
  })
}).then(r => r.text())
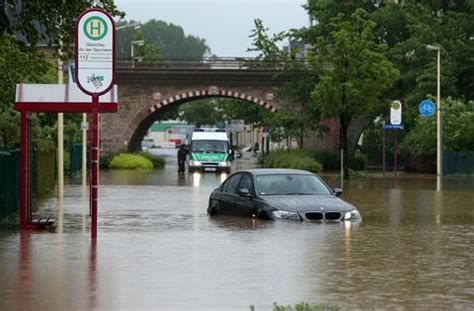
top-left (101, 58), bottom-right (363, 152)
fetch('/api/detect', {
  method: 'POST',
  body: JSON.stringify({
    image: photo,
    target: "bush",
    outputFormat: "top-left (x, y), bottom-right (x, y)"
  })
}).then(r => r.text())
top-left (100, 151), bottom-right (120, 169)
top-left (265, 149), bottom-right (367, 172)
top-left (263, 149), bottom-right (322, 173)
top-left (349, 153), bottom-right (368, 171)
top-left (311, 150), bottom-right (341, 171)
top-left (139, 151), bottom-right (165, 168)
top-left (109, 153), bottom-right (153, 170)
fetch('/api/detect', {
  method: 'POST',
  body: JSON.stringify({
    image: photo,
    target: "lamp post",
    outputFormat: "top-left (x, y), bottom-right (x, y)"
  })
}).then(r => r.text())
top-left (131, 40), bottom-right (145, 68)
top-left (426, 44), bottom-right (442, 179)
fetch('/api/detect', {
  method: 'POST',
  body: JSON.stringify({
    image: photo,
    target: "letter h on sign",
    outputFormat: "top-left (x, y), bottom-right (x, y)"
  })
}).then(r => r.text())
top-left (90, 20), bottom-right (102, 36)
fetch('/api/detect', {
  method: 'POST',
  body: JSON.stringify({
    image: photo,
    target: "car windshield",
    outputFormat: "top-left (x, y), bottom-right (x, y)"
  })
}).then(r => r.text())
top-left (191, 140), bottom-right (229, 153)
top-left (256, 174), bottom-right (331, 196)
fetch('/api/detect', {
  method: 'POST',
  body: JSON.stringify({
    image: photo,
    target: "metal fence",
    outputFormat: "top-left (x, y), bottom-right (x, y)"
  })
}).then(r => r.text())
top-left (0, 148), bottom-right (22, 220)
top-left (444, 151), bottom-right (474, 176)
top-left (69, 143), bottom-right (83, 177)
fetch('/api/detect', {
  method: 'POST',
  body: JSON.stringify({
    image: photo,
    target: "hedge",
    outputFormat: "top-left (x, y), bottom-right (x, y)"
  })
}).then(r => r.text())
top-left (263, 148), bottom-right (368, 172)
top-left (109, 153), bottom-right (154, 170)
top-left (263, 149), bottom-right (322, 173)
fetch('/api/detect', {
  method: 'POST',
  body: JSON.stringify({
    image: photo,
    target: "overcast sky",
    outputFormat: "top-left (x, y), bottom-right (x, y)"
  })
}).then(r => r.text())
top-left (114, 0), bottom-right (308, 57)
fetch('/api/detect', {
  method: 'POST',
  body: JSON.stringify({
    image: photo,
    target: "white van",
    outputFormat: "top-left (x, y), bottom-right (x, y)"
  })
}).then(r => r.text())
top-left (188, 129), bottom-right (232, 173)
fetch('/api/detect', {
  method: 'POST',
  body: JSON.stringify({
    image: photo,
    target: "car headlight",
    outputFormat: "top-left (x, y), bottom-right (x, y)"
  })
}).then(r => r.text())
top-left (272, 210), bottom-right (301, 220)
top-left (189, 160), bottom-right (202, 166)
top-left (218, 161), bottom-right (230, 167)
top-left (344, 210), bottom-right (361, 220)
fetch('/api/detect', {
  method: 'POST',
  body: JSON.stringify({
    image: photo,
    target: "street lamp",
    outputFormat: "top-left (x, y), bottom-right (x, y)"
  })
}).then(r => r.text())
top-left (131, 39), bottom-right (145, 68)
top-left (426, 44), bottom-right (442, 178)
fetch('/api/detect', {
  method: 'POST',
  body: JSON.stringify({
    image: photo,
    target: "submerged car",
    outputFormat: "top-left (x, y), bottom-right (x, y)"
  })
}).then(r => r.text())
top-left (207, 169), bottom-right (362, 222)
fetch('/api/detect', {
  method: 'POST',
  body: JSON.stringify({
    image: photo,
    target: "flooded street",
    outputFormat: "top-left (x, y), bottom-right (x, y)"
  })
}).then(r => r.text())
top-left (0, 150), bottom-right (473, 310)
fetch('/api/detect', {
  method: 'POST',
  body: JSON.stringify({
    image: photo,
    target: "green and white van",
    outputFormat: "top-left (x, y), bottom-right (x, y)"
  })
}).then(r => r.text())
top-left (188, 129), bottom-right (232, 173)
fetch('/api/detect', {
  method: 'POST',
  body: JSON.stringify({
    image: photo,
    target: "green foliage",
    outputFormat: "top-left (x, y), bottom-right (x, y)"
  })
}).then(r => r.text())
top-left (139, 151), bottom-right (166, 168)
top-left (109, 154), bottom-right (154, 170)
top-left (217, 98), bottom-right (272, 128)
top-left (34, 139), bottom-right (56, 198)
top-left (0, 36), bottom-right (50, 110)
top-left (350, 153), bottom-right (368, 171)
top-left (310, 9), bottom-right (399, 177)
top-left (179, 99), bottom-right (224, 127)
top-left (248, 19), bottom-right (286, 62)
top-left (1, 1), bottom-right (124, 54)
top-left (117, 19), bottom-right (210, 60)
top-left (400, 98), bottom-right (474, 157)
top-left (263, 149), bottom-right (322, 173)
top-left (272, 301), bottom-right (339, 311)
top-left (248, 19), bottom-right (318, 147)
top-left (100, 151), bottom-right (120, 169)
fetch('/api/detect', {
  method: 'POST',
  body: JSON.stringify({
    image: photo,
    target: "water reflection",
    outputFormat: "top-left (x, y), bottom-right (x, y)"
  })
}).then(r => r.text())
top-left (0, 169), bottom-right (473, 310)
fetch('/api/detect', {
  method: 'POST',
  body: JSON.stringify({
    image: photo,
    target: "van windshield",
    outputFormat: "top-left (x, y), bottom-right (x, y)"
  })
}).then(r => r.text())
top-left (191, 140), bottom-right (229, 153)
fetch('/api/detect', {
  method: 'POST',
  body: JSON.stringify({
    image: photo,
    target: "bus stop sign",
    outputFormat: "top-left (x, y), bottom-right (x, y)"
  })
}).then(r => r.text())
top-left (76, 8), bottom-right (115, 96)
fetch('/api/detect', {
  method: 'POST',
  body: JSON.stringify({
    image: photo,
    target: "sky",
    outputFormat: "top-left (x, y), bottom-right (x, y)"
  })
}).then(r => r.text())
top-left (114, 0), bottom-right (308, 57)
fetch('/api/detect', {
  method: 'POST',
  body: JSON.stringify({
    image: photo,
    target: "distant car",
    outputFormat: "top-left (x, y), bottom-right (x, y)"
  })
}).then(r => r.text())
top-left (207, 169), bottom-right (362, 222)
top-left (141, 138), bottom-right (155, 151)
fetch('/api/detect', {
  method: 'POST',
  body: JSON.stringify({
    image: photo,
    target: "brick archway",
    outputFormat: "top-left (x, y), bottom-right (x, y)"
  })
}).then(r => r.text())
top-left (122, 87), bottom-right (276, 152)
top-left (149, 88), bottom-right (276, 114)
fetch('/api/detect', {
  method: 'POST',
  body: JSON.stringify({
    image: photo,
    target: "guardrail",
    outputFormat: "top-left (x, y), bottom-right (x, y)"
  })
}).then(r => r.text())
top-left (116, 57), bottom-right (306, 71)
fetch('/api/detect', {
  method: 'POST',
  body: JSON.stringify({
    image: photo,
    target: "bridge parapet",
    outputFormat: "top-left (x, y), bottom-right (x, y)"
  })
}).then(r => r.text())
top-left (117, 57), bottom-right (305, 71)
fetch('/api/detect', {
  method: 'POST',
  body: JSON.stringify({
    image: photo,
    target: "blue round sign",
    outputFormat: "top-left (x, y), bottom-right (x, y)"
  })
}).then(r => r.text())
top-left (419, 100), bottom-right (436, 117)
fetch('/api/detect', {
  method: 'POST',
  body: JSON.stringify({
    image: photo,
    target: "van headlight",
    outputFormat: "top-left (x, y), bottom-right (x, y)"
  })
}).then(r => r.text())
top-left (189, 160), bottom-right (202, 167)
top-left (218, 161), bottom-right (230, 167)
top-left (272, 210), bottom-right (301, 220)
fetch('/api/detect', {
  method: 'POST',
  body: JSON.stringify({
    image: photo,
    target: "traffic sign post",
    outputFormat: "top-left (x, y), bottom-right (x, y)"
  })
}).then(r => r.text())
top-left (76, 8), bottom-right (115, 239)
top-left (385, 101), bottom-right (404, 177)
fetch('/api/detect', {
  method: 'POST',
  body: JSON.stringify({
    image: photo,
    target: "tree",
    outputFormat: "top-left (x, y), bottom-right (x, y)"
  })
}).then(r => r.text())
top-left (248, 19), bottom-right (319, 147)
top-left (217, 98), bottom-right (271, 128)
top-left (310, 9), bottom-right (399, 178)
top-left (178, 99), bottom-right (224, 128)
top-left (0, 1), bottom-right (124, 145)
top-left (117, 19), bottom-right (210, 60)
top-left (1, 1), bottom-right (124, 54)
top-left (400, 98), bottom-right (474, 157)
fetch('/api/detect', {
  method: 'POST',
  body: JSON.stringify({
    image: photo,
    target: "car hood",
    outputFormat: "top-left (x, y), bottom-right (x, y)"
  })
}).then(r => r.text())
top-left (261, 195), bottom-right (355, 213)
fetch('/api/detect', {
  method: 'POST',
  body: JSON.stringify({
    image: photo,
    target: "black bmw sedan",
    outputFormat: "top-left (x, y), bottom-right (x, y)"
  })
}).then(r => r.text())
top-left (207, 169), bottom-right (362, 222)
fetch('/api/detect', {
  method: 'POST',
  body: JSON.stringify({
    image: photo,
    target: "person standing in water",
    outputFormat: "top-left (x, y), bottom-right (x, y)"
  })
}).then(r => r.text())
top-left (177, 144), bottom-right (189, 173)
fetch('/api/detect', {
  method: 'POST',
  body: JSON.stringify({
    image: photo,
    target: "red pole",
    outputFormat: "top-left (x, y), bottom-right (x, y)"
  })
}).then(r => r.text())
top-left (27, 114), bottom-right (32, 222)
top-left (91, 95), bottom-right (99, 239)
top-left (20, 112), bottom-right (28, 230)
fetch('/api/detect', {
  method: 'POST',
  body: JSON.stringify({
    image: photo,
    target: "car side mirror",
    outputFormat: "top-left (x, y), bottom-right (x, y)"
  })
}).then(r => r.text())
top-left (333, 188), bottom-right (343, 197)
top-left (238, 188), bottom-right (252, 198)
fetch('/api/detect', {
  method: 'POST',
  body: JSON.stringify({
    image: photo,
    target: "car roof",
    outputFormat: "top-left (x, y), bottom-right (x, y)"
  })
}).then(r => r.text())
top-left (240, 168), bottom-right (316, 176)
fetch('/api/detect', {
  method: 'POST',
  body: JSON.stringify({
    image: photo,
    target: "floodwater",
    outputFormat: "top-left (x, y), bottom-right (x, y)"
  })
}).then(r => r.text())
top-left (0, 150), bottom-right (473, 310)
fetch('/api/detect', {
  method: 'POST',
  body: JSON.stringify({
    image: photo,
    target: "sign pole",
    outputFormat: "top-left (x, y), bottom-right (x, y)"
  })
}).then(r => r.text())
top-left (382, 121), bottom-right (386, 179)
top-left (75, 8), bottom-right (115, 239)
top-left (91, 95), bottom-right (99, 239)
top-left (393, 131), bottom-right (398, 177)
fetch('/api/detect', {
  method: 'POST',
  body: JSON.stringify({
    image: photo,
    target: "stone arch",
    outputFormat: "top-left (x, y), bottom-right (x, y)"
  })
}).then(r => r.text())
top-left (126, 88), bottom-right (276, 152)
top-left (149, 88), bottom-right (276, 114)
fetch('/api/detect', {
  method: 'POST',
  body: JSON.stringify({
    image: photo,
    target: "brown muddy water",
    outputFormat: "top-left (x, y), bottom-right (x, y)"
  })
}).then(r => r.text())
top-left (0, 154), bottom-right (473, 310)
